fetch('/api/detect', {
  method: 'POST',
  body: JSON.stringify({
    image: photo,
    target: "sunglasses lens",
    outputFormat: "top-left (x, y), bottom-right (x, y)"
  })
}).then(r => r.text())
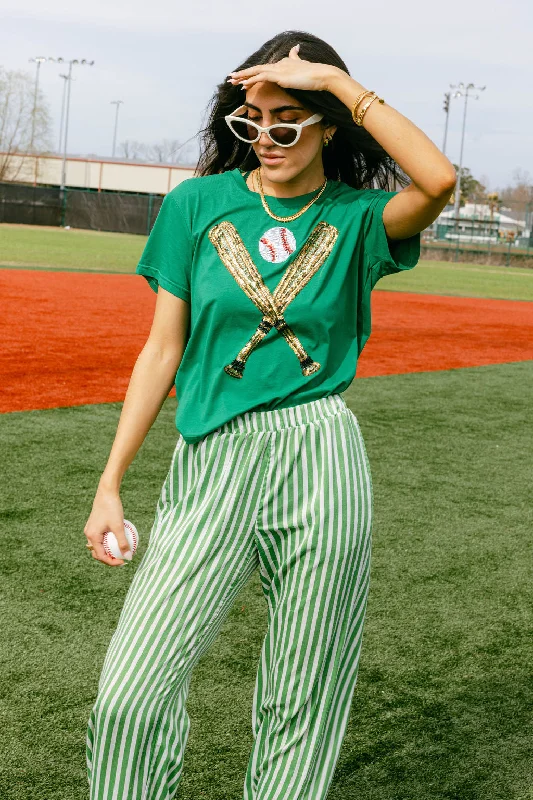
top-left (229, 119), bottom-right (258, 142)
top-left (229, 116), bottom-right (300, 146)
top-left (269, 127), bottom-right (298, 146)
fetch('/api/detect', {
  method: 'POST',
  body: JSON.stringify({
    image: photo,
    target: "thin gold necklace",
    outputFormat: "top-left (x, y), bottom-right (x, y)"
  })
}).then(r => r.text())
top-left (253, 167), bottom-right (328, 223)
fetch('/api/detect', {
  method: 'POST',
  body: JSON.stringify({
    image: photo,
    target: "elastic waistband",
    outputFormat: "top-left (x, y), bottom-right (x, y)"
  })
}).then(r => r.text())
top-left (218, 394), bottom-right (348, 436)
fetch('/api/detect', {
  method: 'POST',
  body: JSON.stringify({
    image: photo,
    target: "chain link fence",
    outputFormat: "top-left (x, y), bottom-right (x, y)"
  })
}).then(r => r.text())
top-left (0, 183), bottom-right (163, 235)
top-left (2, 182), bottom-right (532, 267)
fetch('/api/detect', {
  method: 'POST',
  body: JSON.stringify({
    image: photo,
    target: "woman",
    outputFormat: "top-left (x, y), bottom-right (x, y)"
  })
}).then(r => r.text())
top-left (84, 30), bottom-right (455, 800)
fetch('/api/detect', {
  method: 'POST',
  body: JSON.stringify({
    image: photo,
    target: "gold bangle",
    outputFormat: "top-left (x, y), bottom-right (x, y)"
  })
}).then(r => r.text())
top-left (351, 90), bottom-right (374, 123)
top-left (355, 93), bottom-right (385, 126)
top-left (356, 94), bottom-right (377, 125)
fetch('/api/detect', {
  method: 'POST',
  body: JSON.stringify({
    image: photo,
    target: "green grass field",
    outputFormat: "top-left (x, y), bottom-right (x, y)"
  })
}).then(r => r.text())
top-left (1, 223), bottom-right (532, 300)
top-left (1, 224), bottom-right (533, 799)
top-left (2, 364), bottom-right (532, 800)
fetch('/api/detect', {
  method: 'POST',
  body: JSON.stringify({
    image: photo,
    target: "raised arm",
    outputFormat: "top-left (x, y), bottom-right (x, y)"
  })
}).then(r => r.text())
top-left (326, 71), bottom-right (457, 240)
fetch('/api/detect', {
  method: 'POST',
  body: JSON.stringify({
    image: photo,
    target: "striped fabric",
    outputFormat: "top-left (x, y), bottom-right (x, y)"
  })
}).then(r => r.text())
top-left (86, 393), bottom-right (373, 800)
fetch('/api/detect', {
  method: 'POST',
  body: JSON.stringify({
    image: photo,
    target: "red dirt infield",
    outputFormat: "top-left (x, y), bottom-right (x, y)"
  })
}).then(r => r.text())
top-left (2, 268), bottom-right (533, 414)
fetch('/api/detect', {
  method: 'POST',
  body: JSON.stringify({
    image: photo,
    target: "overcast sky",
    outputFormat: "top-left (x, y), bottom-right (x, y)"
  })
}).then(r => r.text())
top-left (3, 0), bottom-right (532, 191)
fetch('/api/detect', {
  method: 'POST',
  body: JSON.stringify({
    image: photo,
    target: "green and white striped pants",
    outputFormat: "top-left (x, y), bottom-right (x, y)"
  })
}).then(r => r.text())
top-left (86, 393), bottom-right (373, 800)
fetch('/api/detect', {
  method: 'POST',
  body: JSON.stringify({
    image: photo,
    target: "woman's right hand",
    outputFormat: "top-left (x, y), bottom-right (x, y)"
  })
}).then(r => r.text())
top-left (83, 482), bottom-right (132, 567)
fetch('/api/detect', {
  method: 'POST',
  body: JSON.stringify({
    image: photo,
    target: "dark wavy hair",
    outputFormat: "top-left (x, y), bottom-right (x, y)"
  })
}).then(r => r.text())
top-left (194, 30), bottom-right (410, 191)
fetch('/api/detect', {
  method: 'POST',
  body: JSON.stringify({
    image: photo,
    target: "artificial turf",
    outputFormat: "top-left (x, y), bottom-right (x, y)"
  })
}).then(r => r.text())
top-left (1, 360), bottom-right (532, 799)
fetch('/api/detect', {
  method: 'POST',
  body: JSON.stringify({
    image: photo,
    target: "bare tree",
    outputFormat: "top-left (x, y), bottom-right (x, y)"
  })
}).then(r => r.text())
top-left (0, 64), bottom-right (54, 181)
top-left (118, 137), bottom-right (196, 165)
top-left (145, 138), bottom-right (192, 164)
top-left (478, 173), bottom-right (491, 193)
top-left (510, 168), bottom-right (533, 203)
top-left (118, 139), bottom-right (147, 160)
top-left (496, 168), bottom-right (533, 220)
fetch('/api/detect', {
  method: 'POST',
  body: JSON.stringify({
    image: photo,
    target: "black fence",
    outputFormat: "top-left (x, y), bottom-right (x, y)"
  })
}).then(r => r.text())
top-left (2, 183), bottom-right (532, 270)
top-left (0, 183), bottom-right (163, 235)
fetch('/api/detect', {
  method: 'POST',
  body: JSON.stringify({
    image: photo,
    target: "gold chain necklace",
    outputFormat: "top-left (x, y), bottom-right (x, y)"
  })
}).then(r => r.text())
top-left (253, 167), bottom-right (328, 223)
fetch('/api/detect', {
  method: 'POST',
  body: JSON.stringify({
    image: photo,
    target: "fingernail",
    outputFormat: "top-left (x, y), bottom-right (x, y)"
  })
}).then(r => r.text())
top-left (122, 550), bottom-right (133, 561)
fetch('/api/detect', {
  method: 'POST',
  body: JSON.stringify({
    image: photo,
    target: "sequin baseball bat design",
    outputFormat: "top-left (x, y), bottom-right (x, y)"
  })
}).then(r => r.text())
top-left (208, 220), bottom-right (338, 378)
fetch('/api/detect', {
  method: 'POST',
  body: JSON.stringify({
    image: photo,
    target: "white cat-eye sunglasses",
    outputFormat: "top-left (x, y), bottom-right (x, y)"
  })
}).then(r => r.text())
top-left (224, 104), bottom-right (324, 148)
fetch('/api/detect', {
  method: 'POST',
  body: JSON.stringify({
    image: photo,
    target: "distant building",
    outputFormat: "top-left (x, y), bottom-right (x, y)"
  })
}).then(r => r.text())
top-left (435, 202), bottom-right (526, 244)
top-left (0, 150), bottom-right (196, 195)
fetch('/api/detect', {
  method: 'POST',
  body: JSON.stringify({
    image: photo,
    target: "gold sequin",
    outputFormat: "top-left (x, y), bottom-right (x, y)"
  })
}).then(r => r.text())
top-left (208, 220), bottom-right (338, 378)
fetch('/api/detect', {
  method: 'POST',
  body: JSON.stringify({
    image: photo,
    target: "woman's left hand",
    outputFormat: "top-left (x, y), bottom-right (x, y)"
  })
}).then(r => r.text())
top-left (228, 44), bottom-right (338, 93)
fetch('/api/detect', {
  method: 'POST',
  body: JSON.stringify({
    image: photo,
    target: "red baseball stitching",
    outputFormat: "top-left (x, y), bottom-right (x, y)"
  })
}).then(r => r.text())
top-left (260, 236), bottom-right (276, 262)
top-left (280, 227), bottom-right (294, 254)
top-left (103, 520), bottom-right (138, 560)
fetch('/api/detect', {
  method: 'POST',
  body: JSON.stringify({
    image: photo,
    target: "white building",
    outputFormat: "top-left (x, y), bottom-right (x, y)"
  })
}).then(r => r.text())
top-left (0, 150), bottom-right (196, 195)
top-left (437, 202), bottom-right (526, 244)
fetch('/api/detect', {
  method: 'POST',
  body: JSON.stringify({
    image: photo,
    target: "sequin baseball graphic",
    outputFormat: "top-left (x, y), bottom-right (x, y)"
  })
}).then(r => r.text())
top-left (259, 226), bottom-right (296, 263)
top-left (208, 220), bottom-right (339, 379)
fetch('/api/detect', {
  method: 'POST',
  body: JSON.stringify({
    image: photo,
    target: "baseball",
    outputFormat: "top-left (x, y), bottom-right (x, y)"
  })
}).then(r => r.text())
top-left (103, 519), bottom-right (139, 561)
top-left (259, 226), bottom-right (296, 263)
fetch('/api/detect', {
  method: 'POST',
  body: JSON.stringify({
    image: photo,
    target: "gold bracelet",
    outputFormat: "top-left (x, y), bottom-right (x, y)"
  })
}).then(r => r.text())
top-left (351, 90), bottom-right (374, 123)
top-left (355, 92), bottom-right (385, 126)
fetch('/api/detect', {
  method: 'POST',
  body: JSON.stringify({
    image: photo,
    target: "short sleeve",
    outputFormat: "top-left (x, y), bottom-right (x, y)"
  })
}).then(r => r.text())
top-left (362, 189), bottom-right (421, 291)
top-left (135, 192), bottom-right (193, 303)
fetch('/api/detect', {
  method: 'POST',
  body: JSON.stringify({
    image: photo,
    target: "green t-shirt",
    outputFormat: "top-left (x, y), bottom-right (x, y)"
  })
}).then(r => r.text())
top-left (135, 167), bottom-right (420, 444)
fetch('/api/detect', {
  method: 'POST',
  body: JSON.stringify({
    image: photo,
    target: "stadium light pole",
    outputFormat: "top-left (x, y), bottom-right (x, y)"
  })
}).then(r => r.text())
top-left (449, 82), bottom-right (486, 236)
top-left (28, 56), bottom-right (64, 152)
top-left (442, 91), bottom-right (451, 155)
top-left (110, 100), bottom-right (124, 158)
top-left (432, 90), bottom-right (453, 241)
top-left (60, 58), bottom-right (95, 192)
top-left (57, 73), bottom-right (70, 154)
